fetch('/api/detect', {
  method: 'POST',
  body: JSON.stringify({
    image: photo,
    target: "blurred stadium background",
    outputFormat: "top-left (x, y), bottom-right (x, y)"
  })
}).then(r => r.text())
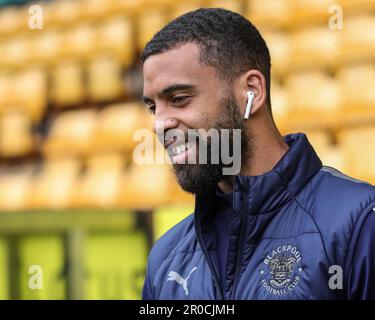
top-left (0, 0), bottom-right (373, 299)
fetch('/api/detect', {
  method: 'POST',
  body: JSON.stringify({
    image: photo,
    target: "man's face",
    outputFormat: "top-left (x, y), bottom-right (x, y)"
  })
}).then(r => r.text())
top-left (142, 43), bottom-right (250, 194)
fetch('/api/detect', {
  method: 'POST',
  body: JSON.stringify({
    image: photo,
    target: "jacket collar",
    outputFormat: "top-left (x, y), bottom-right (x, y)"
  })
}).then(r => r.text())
top-left (194, 132), bottom-right (322, 219)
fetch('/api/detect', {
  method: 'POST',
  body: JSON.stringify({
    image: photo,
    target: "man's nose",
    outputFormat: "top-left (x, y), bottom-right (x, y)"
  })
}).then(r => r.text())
top-left (153, 118), bottom-right (179, 142)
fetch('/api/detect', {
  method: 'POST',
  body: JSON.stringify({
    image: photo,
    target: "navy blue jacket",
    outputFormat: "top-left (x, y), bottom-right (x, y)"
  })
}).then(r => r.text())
top-left (143, 133), bottom-right (375, 300)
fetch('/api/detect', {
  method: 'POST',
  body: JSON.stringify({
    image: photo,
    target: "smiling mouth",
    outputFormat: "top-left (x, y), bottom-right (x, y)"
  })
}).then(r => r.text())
top-left (168, 141), bottom-right (196, 164)
top-left (172, 142), bottom-right (192, 156)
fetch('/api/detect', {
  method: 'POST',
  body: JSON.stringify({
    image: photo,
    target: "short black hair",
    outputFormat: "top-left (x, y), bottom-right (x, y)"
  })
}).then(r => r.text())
top-left (140, 7), bottom-right (272, 107)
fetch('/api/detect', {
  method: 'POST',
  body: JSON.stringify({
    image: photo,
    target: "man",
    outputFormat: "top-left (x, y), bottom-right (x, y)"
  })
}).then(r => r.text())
top-left (140, 8), bottom-right (375, 299)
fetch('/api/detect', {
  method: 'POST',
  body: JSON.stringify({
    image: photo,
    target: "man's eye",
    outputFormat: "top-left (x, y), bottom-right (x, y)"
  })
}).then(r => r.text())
top-left (147, 105), bottom-right (156, 114)
top-left (171, 96), bottom-right (188, 104)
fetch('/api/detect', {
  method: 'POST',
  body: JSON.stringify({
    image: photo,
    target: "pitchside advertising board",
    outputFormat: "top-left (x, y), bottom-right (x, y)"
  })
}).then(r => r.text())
top-left (0, 206), bottom-right (193, 299)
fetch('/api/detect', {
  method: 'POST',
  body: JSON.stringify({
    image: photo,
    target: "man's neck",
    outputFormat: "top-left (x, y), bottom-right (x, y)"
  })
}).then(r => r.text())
top-left (218, 118), bottom-right (289, 193)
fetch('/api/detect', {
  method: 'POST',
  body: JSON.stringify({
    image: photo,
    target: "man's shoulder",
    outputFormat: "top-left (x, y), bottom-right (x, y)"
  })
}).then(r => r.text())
top-left (296, 165), bottom-right (375, 265)
top-left (299, 165), bottom-right (375, 219)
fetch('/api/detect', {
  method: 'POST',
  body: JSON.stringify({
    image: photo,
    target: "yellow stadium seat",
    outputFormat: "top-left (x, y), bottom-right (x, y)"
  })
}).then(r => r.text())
top-left (304, 130), bottom-right (344, 173)
top-left (319, 145), bottom-right (345, 173)
top-left (0, 72), bottom-right (12, 114)
top-left (96, 16), bottom-right (134, 67)
top-left (171, 0), bottom-right (204, 20)
top-left (206, 0), bottom-right (243, 13)
top-left (43, 110), bottom-right (97, 157)
top-left (50, 60), bottom-right (86, 106)
top-left (1, 36), bottom-right (31, 67)
top-left (245, 0), bottom-right (294, 30)
top-left (0, 43), bottom-right (4, 67)
top-left (11, 67), bottom-right (48, 123)
top-left (30, 157), bottom-right (81, 210)
top-left (341, 15), bottom-right (375, 63)
top-left (262, 32), bottom-right (291, 77)
top-left (0, 7), bottom-right (23, 35)
top-left (0, 167), bottom-right (33, 211)
top-left (79, 0), bottom-right (117, 20)
top-left (74, 153), bottom-right (125, 208)
top-left (338, 127), bottom-right (375, 182)
top-left (0, 111), bottom-right (34, 157)
top-left (337, 63), bottom-right (375, 124)
top-left (48, 0), bottom-right (82, 25)
top-left (137, 7), bottom-right (168, 52)
top-left (292, 0), bottom-right (337, 26)
top-left (61, 22), bottom-right (96, 59)
top-left (339, 0), bottom-right (375, 12)
top-left (290, 26), bottom-right (339, 70)
top-left (113, 0), bottom-right (144, 15)
top-left (94, 102), bottom-right (148, 153)
top-left (118, 160), bottom-right (173, 209)
top-left (270, 80), bottom-right (289, 132)
top-left (87, 55), bottom-right (123, 102)
top-left (30, 29), bottom-right (63, 64)
top-left (285, 71), bottom-right (340, 129)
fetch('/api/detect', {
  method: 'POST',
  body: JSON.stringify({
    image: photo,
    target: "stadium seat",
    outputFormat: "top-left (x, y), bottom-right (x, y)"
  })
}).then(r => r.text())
top-left (245, 0), bottom-right (294, 30)
top-left (0, 72), bottom-right (12, 114)
top-left (0, 7), bottom-right (23, 36)
top-left (290, 26), bottom-right (339, 70)
top-left (30, 29), bottom-right (63, 64)
top-left (262, 32), bottom-right (291, 77)
top-left (75, 152), bottom-right (125, 208)
top-left (96, 16), bottom-right (134, 68)
top-left (341, 15), bottom-right (375, 63)
top-left (136, 7), bottom-right (168, 52)
top-left (118, 160), bottom-right (173, 209)
top-left (206, 0), bottom-right (243, 13)
top-left (171, 0), bottom-right (205, 20)
top-left (0, 111), bottom-right (34, 157)
top-left (43, 110), bottom-right (97, 157)
top-left (50, 60), bottom-right (86, 106)
top-left (292, 0), bottom-right (337, 26)
top-left (113, 0), bottom-right (144, 15)
top-left (1, 36), bottom-right (31, 67)
top-left (338, 126), bottom-right (375, 182)
top-left (48, 0), bottom-right (83, 25)
top-left (285, 71), bottom-right (341, 129)
top-left (79, 0), bottom-right (117, 20)
top-left (87, 55), bottom-right (123, 102)
top-left (11, 67), bottom-right (48, 123)
top-left (270, 80), bottom-right (289, 132)
top-left (337, 63), bottom-right (375, 125)
top-left (339, 0), bottom-right (375, 13)
top-left (30, 157), bottom-right (81, 209)
top-left (94, 103), bottom-right (147, 154)
top-left (61, 22), bottom-right (96, 59)
top-left (0, 166), bottom-right (33, 211)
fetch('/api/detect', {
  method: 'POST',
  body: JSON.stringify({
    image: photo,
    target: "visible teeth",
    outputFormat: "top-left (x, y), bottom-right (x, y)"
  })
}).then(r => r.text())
top-left (173, 142), bottom-right (191, 156)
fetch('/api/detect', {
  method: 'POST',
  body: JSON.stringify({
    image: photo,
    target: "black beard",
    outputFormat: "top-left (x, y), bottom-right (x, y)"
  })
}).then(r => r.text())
top-left (171, 93), bottom-right (251, 195)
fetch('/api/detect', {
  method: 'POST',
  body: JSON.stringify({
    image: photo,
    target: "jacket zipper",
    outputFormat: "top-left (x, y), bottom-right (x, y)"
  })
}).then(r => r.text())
top-left (230, 189), bottom-right (248, 300)
top-left (194, 215), bottom-right (224, 300)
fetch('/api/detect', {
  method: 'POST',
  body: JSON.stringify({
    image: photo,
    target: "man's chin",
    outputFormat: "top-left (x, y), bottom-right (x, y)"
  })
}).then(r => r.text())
top-left (172, 163), bottom-right (223, 195)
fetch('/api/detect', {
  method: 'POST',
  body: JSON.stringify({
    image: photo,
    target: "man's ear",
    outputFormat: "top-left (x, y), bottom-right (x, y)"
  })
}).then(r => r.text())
top-left (233, 69), bottom-right (267, 117)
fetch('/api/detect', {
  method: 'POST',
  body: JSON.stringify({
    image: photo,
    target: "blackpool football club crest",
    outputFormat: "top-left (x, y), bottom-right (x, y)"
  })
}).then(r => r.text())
top-left (260, 244), bottom-right (303, 296)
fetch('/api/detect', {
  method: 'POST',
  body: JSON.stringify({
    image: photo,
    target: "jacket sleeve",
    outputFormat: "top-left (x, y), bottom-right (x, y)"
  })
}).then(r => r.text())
top-left (347, 207), bottom-right (375, 299)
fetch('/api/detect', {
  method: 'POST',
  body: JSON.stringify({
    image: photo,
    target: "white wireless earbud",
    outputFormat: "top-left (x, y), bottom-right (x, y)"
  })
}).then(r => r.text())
top-left (244, 91), bottom-right (254, 119)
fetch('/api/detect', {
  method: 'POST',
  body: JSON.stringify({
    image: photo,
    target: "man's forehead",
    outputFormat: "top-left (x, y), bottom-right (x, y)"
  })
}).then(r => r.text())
top-left (143, 43), bottom-right (218, 95)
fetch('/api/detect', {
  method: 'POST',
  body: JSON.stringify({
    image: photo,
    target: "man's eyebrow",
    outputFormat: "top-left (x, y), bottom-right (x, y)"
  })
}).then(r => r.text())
top-left (143, 84), bottom-right (196, 103)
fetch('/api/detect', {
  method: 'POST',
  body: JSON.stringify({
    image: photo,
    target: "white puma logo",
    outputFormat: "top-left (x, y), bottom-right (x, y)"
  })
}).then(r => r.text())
top-left (167, 266), bottom-right (198, 296)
